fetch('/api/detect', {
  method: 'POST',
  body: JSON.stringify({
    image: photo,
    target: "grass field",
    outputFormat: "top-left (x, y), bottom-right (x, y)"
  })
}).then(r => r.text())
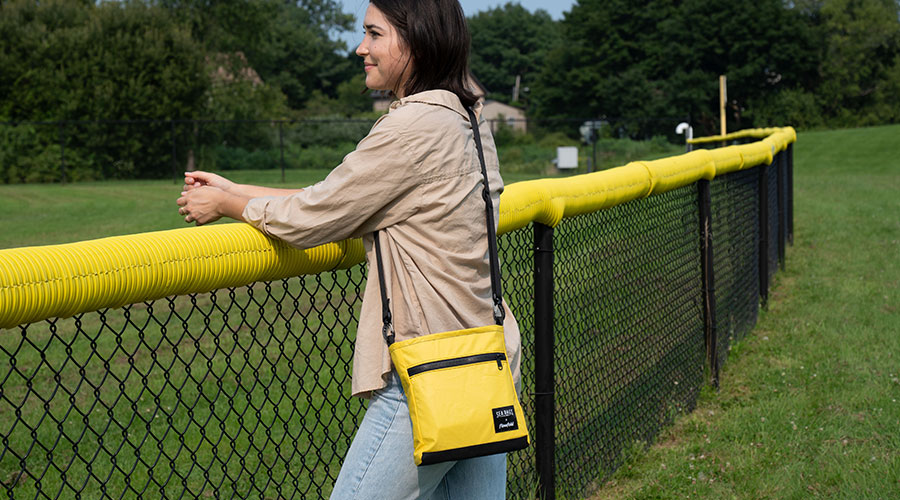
top-left (591, 124), bottom-right (900, 499)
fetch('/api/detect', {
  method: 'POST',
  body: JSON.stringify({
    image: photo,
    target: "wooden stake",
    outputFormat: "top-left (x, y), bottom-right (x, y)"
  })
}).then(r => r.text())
top-left (719, 75), bottom-right (727, 136)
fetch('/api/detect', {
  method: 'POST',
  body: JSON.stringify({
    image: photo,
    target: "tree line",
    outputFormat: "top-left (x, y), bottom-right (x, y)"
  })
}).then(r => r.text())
top-left (1, 0), bottom-right (898, 182)
top-left (472, 0), bottom-right (900, 136)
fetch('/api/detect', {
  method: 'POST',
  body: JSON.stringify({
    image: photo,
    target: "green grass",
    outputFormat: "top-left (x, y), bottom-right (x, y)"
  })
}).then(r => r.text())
top-left (0, 169), bottom-right (333, 250)
top-left (590, 124), bottom-right (900, 499)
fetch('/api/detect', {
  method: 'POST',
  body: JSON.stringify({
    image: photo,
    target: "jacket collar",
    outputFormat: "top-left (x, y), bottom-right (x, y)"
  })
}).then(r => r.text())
top-left (389, 89), bottom-right (483, 120)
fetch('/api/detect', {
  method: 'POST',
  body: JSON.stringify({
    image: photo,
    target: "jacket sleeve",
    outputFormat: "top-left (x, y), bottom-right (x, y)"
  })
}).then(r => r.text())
top-left (242, 117), bottom-right (422, 249)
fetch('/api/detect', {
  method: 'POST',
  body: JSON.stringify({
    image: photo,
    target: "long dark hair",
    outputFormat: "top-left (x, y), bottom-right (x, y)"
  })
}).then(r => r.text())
top-left (370, 0), bottom-right (478, 108)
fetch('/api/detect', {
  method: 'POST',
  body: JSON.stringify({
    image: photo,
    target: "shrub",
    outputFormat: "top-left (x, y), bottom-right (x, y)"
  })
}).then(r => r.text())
top-left (0, 123), bottom-right (96, 183)
top-left (289, 142), bottom-right (357, 170)
top-left (285, 119), bottom-right (373, 149)
top-left (207, 146), bottom-right (280, 171)
top-left (537, 132), bottom-right (579, 149)
top-left (747, 89), bottom-right (825, 130)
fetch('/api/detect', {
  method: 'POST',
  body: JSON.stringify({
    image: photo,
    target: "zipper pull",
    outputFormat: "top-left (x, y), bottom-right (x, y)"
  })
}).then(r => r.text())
top-left (496, 354), bottom-right (503, 371)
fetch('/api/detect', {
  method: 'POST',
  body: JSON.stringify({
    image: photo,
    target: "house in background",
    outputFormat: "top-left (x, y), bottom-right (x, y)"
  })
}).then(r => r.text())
top-left (371, 89), bottom-right (395, 113)
top-left (208, 52), bottom-right (264, 86)
top-left (371, 74), bottom-right (527, 133)
top-left (482, 99), bottom-right (526, 133)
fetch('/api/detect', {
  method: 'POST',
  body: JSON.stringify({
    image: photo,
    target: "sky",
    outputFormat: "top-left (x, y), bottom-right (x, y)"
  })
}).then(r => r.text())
top-left (337, 0), bottom-right (577, 51)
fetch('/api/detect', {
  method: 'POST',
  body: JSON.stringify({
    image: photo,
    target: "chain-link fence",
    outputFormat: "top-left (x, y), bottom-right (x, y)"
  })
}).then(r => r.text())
top-left (0, 271), bottom-right (369, 498)
top-left (0, 141), bottom-right (794, 499)
top-left (547, 184), bottom-right (707, 498)
top-left (709, 166), bottom-right (760, 374)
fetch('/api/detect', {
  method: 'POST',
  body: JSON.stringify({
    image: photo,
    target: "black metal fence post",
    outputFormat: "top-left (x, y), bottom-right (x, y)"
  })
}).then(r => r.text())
top-left (533, 222), bottom-right (555, 500)
top-left (758, 162), bottom-right (770, 308)
top-left (787, 143), bottom-right (794, 245)
top-left (697, 179), bottom-right (719, 388)
top-left (777, 152), bottom-right (786, 270)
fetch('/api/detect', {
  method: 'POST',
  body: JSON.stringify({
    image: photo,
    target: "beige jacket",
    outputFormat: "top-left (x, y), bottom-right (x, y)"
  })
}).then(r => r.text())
top-left (243, 89), bottom-right (521, 397)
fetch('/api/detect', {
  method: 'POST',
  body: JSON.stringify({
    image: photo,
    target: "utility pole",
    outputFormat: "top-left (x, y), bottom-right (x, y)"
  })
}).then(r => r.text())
top-left (512, 74), bottom-right (521, 103)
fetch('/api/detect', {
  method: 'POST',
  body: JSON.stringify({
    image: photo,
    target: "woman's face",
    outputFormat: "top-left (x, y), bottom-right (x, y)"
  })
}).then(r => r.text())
top-left (356, 4), bottom-right (412, 97)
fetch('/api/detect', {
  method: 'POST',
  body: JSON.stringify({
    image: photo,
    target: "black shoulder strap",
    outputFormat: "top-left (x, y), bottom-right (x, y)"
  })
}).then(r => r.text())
top-left (466, 106), bottom-right (505, 326)
top-left (374, 107), bottom-right (504, 346)
top-left (373, 231), bottom-right (395, 345)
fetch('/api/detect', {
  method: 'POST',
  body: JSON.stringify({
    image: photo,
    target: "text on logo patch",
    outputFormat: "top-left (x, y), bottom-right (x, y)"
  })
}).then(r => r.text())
top-left (492, 405), bottom-right (518, 433)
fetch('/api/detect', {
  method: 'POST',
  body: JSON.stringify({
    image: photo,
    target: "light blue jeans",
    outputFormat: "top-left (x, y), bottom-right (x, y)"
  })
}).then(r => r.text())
top-left (330, 372), bottom-right (507, 500)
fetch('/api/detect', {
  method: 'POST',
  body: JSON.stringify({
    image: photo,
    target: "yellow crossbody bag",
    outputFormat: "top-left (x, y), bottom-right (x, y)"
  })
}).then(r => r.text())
top-left (371, 107), bottom-right (529, 466)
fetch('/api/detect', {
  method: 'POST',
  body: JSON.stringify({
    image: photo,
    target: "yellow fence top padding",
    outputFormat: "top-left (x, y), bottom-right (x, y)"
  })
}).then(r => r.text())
top-left (0, 127), bottom-right (795, 329)
top-left (0, 225), bottom-right (364, 329)
top-left (688, 126), bottom-right (796, 146)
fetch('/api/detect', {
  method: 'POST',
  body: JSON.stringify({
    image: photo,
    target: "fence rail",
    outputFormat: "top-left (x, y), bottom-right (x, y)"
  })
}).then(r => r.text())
top-left (0, 128), bottom-right (795, 499)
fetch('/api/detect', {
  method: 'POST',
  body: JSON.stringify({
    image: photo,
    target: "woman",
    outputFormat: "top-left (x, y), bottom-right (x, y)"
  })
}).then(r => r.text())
top-left (176, 1), bottom-right (520, 498)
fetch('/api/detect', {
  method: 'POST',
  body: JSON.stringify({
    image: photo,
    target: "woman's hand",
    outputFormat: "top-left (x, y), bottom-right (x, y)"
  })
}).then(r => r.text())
top-left (183, 171), bottom-right (235, 194)
top-left (177, 186), bottom-right (225, 225)
top-left (176, 186), bottom-right (249, 226)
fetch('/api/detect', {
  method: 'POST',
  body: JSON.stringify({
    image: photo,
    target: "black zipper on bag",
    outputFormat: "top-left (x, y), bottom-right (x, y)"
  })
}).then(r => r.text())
top-left (407, 352), bottom-right (506, 378)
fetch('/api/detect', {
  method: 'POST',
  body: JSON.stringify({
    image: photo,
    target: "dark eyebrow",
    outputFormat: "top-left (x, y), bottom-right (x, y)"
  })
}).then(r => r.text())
top-left (364, 23), bottom-right (384, 32)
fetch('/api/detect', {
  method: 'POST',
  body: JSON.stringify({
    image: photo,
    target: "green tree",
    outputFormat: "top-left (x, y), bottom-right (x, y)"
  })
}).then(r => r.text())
top-left (468, 3), bottom-right (561, 106)
top-left (655, 0), bottom-right (821, 133)
top-left (532, 0), bottom-right (820, 135)
top-left (154, 0), bottom-right (356, 110)
top-left (252, 1), bottom-right (356, 110)
top-left (531, 0), bottom-right (680, 132)
top-left (0, 0), bottom-right (208, 180)
top-left (301, 72), bottom-right (373, 117)
top-left (815, 0), bottom-right (900, 125)
top-left (198, 51), bottom-right (288, 162)
top-left (151, 0), bottom-right (274, 55)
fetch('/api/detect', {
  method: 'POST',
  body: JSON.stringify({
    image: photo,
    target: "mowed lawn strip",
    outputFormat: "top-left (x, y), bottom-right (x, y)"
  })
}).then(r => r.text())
top-left (591, 124), bottom-right (900, 499)
top-left (0, 169), bottom-right (332, 250)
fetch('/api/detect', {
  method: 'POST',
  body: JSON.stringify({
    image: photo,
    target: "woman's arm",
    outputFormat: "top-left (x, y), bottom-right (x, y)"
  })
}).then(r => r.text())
top-left (183, 171), bottom-right (304, 198)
